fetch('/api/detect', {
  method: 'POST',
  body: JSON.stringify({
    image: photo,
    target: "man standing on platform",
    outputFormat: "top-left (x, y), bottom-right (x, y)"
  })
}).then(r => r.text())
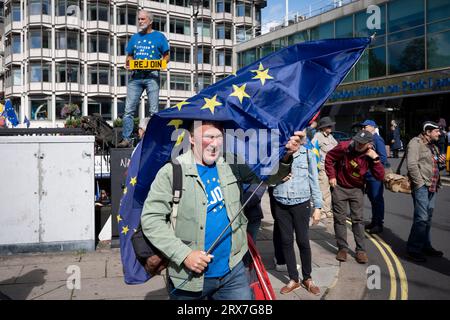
top-left (118, 9), bottom-right (170, 148)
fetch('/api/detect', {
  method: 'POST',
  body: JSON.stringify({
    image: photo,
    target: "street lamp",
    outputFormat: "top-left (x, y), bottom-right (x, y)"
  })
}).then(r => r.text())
top-left (192, 0), bottom-right (202, 94)
top-left (67, 66), bottom-right (73, 105)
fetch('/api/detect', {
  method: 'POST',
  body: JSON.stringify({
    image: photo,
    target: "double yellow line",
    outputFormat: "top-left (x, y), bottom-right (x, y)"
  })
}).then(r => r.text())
top-left (346, 220), bottom-right (408, 300)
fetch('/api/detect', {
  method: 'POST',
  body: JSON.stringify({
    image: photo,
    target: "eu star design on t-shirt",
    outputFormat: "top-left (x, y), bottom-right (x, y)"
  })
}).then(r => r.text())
top-left (197, 164), bottom-right (231, 278)
top-left (126, 31), bottom-right (169, 60)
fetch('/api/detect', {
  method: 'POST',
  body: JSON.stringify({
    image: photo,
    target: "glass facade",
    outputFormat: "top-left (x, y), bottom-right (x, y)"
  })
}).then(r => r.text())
top-left (238, 0), bottom-right (450, 84)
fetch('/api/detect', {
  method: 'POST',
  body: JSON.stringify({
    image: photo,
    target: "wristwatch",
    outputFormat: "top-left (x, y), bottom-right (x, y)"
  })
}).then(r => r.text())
top-left (373, 156), bottom-right (380, 162)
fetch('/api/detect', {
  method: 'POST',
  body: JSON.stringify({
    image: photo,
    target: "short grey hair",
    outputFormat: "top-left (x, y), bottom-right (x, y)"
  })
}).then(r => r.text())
top-left (139, 9), bottom-right (153, 22)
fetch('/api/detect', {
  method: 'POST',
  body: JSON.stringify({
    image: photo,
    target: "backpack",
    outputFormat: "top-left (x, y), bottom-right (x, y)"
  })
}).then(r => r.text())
top-left (131, 160), bottom-right (183, 276)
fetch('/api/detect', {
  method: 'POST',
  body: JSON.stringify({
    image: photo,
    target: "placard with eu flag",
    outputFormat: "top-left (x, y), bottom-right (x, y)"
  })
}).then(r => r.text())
top-left (118, 37), bottom-right (371, 284)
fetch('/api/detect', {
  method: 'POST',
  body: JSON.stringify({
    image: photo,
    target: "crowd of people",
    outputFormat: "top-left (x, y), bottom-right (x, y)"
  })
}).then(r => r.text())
top-left (122, 9), bottom-right (448, 300)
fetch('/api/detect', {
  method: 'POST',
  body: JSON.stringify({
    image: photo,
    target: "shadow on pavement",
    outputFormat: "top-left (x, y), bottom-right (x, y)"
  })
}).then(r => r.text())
top-left (0, 269), bottom-right (47, 300)
top-left (144, 287), bottom-right (170, 300)
top-left (380, 226), bottom-right (450, 277)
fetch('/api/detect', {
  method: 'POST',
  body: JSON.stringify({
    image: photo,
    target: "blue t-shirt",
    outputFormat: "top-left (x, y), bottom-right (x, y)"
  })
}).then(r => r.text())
top-left (196, 164), bottom-right (231, 278)
top-left (126, 31), bottom-right (169, 60)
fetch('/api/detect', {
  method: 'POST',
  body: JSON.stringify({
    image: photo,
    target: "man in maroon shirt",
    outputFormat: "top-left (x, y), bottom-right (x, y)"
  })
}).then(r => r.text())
top-left (325, 130), bottom-right (385, 264)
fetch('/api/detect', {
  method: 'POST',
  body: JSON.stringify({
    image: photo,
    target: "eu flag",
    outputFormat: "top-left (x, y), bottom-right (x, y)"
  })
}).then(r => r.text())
top-left (4, 100), bottom-right (19, 127)
top-left (119, 37), bottom-right (371, 284)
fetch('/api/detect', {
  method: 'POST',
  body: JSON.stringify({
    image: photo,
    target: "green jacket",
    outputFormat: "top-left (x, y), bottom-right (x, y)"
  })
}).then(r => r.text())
top-left (141, 149), bottom-right (292, 292)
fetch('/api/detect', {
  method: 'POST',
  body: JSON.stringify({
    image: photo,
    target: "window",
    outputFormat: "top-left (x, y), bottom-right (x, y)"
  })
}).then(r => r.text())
top-left (160, 72), bottom-right (167, 90)
top-left (170, 46), bottom-right (190, 63)
top-left (427, 0), bottom-right (450, 23)
top-left (427, 30), bottom-right (450, 69)
top-left (287, 31), bottom-right (308, 45)
top-left (56, 63), bottom-right (79, 82)
top-left (88, 65), bottom-right (110, 85)
top-left (117, 6), bottom-right (136, 25)
top-left (236, 26), bottom-right (252, 43)
top-left (117, 37), bottom-right (128, 56)
top-left (198, 46), bottom-right (211, 64)
top-left (13, 68), bottom-right (22, 86)
top-left (236, 1), bottom-right (251, 17)
top-left (12, 34), bottom-right (21, 53)
top-left (310, 22), bottom-right (334, 40)
top-left (29, 29), bottom-right (51, 49)
top-left (169, 0), bottom-right (190, 7)
top-left (388, 0), bottom-right (423, 33)
top-left (153, 15), bottom-right (167, 32)
top-left (198, 73), bottom-right (212, 91)
top-left (239, 48), bottom-right (256, 68)
top-left (170, 74), bottom-right (191, 91)
top-left (88, 2), bottom-right (108, 21)
top-left (216, 49), bottom-right (232, 66)
top-left (216, 0), bottom-right (231, 13)
top-left (198, 20), bottom-right (211, 37)
top-left (335, 15), bottom-right (353, 38)
top-left (56, 30), bottom-right (80, 50)
top-left (56, 0), bottom-right (81, 17)
top-left (88, 33), bottom-right (109, 53)
top-left (216, 23), bottom-right (231, 40)
top-left (88, 100), bottom-right (111, 120)
top-left (30, 0), bottom-right (50, 15)
top-left (118, 69), bottom-right (128, 86)
top-left (170, 17), bottom-right (190, 35)
top-left (30, 62), bottom-right (50, 82)
top-left (12, 3), bottom-right (21, 21)
top-left (388, 37), bottom-right (424, 74)
top-left (31, 100), bottom-right (49, 121)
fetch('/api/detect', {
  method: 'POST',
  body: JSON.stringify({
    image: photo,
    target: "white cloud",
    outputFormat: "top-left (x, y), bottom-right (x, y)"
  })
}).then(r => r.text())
top-left (261, 21), bottom-right (282, 35)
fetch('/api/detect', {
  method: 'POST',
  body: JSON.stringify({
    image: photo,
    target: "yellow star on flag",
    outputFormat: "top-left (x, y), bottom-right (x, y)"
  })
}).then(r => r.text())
top-left (130, 176), bottom-right (137, 186)
top-left (175, 131), bottom-right (186, 146)
top-left (167, 119), bottom-right (183, 130)
top-left (123, 187), bottom-right (127, 195)
top-left (117, 215), bottom-right (122, 223)
top-left (172, 100), bottom-right (190, 111)
top-left (121, 225), bottom-right (129, 235)
top-left (201, 95), bottom-right (222, 114)
top-left (251, 63), bottom-right (274, 86)
top-left (230, 84), bottom-right (250, 103)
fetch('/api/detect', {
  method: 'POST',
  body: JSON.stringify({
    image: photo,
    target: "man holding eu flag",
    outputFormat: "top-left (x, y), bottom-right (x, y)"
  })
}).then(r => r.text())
top-left (118, 10), bottom-right (170, 148)
top-left (140, 120), bottom-right (304, 300)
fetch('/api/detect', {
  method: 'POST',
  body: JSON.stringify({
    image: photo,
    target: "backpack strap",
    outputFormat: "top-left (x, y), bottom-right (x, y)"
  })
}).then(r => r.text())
top-left (170, 160), bottom-right (182, 229)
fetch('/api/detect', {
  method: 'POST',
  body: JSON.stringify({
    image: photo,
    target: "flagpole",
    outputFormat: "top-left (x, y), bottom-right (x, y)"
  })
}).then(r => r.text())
top-left (205, 180), bottom-right (265, 256)
top-left (171, 180), bottom-right (265, 293)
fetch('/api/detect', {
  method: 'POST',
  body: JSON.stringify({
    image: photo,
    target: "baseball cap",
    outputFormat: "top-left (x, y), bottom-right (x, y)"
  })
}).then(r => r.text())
top-left (361, 119), bottom-right (378, 128)
top-left (352, 130), bottom-right (373, 144)
top-left (422, 121), bottom-right (439, 132)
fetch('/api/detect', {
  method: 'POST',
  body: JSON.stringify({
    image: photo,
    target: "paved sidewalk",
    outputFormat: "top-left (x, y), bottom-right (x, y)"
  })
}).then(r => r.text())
top-left (0, 193), bottom-right (366, 300)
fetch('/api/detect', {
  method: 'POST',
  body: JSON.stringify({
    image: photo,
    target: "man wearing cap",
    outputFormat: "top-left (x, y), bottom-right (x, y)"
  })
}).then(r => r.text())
top-left (406, 121), bottom-right (446, 262)
top-left (325, 130), bottom-right (385, 264)
top-left (312, 117), bottom-right (338, 219)
top-left (361, 120), bottom-right (388, 234)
